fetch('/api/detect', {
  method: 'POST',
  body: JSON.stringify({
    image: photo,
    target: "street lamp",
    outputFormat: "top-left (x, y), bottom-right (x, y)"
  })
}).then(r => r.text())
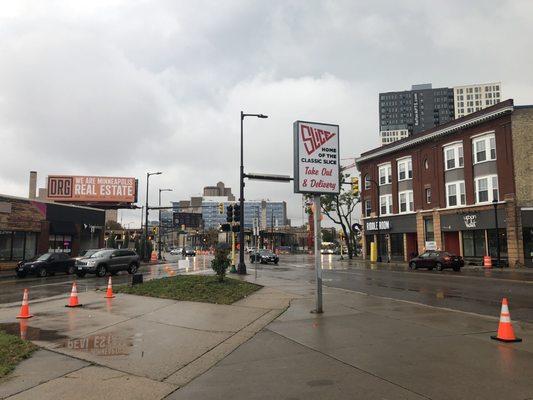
top-left (158, 188), bottom-right (173, 260)
top-left (493, 199), bottom-right (501, 268)
top-left (145, 171), bottom-right (162, 260)
top-left (367, 177), bottom-right (382, 262)
top-left (238, 111), bottom-right (268, 275)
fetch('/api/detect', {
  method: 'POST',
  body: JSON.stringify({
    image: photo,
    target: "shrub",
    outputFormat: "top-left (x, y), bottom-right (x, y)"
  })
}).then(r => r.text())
top-left (211, 245), bottom-right (231, 282)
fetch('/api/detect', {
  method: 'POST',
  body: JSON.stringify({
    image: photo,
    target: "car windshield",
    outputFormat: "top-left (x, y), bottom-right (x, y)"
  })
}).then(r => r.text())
top-left (259, 250), bottom-right (274, 256)
top-left (81, 249), bottom-right (98, 258)
top-left (90, 250), bottom-right (113, 258)
top-left (36, 253), bottom-right (52, 261)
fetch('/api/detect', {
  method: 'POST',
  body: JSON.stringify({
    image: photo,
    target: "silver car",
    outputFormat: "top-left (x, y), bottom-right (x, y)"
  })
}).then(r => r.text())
top-left (75, 249), bottom-right (140, 278)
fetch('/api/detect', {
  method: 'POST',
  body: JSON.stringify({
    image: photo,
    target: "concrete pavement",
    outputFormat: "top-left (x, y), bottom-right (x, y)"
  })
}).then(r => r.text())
top-left (0, 285), bottom-right (291, 399)
top-left (170, 271), bottom-right (533, 400)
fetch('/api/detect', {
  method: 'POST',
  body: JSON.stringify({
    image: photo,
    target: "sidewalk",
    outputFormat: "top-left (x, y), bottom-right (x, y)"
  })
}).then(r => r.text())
top-left (0, 286), bottom-right (293, 399)
top-left (171, 272), bottom-right (533, 400)
top-left (2, 271), bottom-right (533, 399)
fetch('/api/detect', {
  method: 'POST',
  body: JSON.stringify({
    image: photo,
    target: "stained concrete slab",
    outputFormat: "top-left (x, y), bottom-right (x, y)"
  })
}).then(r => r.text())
top-left (0, 349), bottom-right (89, 399)
top-left (142, 301), bottom-right (268, 333)
top-left (268, 311), bottom-right (446, 352)
top-left (330, 334), bottom-right (533, 400)
top-left (232, 287), bottom-right (296, 310)
top-left (82, 293), bottom-right (176, 318)
top-left (52, 317), bottom-right (231, 381)
top-left (167, 330), bottom-right (426, 400)
top-left (275, 297), bottom-right (364, 322)
top-left (6, 365), bottom-right (177, 400)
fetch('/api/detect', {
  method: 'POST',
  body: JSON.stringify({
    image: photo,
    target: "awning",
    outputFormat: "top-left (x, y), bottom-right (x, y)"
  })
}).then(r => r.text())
top-left (49, 221), bottom-right (77, 235)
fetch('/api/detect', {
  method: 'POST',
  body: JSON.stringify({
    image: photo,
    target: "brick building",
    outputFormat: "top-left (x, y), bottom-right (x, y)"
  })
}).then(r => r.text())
top-left (0, 194), bottom-right (105, 270)
top-left (356, 99), bottom-right (533, 267)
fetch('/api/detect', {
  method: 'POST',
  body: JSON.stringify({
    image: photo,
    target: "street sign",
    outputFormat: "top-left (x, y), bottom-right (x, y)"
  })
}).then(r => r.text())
top-left (293, 121), bottom-right (340, 195)
top-left (293, 120), bottom-right (339, 315)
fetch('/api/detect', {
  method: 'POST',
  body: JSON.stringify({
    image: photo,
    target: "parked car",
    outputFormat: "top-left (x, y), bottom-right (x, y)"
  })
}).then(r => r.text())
top-left (170, 247), bottom-right (183, 255)
top-left (16, 252), bottom-right (76, 278)
top-left (250, 249), bottom-right (279, 265)
top-left (409, 251), bottom-right (464, 271)
top-left (74, 249), bottom-right (102, 261)
top-left (182, 247), bottom-right (196, 257)
top-left (75, 249), bottom-right (140, 278)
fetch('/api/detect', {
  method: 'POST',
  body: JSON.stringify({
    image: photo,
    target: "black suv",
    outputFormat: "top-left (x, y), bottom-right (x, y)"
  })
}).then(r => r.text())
top-left (250, 250), bottom-right (279, 265)
top-left (16, 252), bottom-right (76, 278)
top-left (75, 249), bottom-right (140, 277)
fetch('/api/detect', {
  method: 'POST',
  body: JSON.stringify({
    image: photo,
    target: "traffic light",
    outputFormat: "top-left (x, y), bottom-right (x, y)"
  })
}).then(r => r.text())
top-left (152, 227), bottom-right (158, 235)
top-left (226, 204), bottom-right (234, 222)
top-left (231, 224), bottom-right (240, 233)
top-left (233, 204), bottom-right (241, 222)
top-left (218, 203), bottom-right (224, 214)
top-left (351, 177), bottom-right (359, 195)
top-left (221, 223), bottom-right (231, 232)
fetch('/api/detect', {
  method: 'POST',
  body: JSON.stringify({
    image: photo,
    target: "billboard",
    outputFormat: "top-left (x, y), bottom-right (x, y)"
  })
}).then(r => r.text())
top-left (293, 121), bottom-right (340, 194)
top-left (47, 176), bottom-right (137, 203)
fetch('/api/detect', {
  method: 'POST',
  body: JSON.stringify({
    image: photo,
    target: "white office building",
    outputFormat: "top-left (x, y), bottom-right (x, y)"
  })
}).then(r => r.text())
top-left (379, 129), bottom-right (409, 146)
top-left (453, 82), bottom-right (502, 118)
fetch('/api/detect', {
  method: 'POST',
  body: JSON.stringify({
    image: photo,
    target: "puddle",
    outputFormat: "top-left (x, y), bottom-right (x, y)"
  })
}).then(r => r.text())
top-left (0, 322), bottom-right (68, 341)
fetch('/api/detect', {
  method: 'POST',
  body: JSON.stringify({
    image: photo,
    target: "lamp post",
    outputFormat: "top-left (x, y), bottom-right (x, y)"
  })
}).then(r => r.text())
top-left (493, 199), bottom-right (501, 268)
top-left (158, 188), bottom-right (173, 260)
top-left (367, 177), bottom-right (382, 262)
top-left (238, 111), bottom-right (268, 275)
top-left (145, 171), bottom-right (162, 260)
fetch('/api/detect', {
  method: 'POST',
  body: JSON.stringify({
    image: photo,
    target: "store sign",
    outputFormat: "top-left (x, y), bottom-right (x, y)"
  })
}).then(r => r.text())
top-left (47, 176), bottom-right (137, 203)
top-left (463, 214), bottom-right (477, 228)
top-left (365, 220), bottom-right (391, 231)
top-left (425, 241), bottom-right (437, 250)
top-left (293, 121), bottom-right (340, 194)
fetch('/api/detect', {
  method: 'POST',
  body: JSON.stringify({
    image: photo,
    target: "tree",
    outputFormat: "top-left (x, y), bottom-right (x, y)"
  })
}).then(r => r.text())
top-left (107, 234), bottom-right (117, 249)
top-left (124, 233), bottom-right (130, 249)
top-left (211, 244), bottom-right (231, 282)
top-left (306, 172), bottom-right (360, 259)
top-left (105, 220), bottom-right (123, 230)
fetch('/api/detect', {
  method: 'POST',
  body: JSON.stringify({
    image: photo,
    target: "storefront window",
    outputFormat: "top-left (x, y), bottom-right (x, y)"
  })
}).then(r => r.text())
top-left (462, 230), bottom-right (486, 257)
top-left (487, 229), bottom-right (508, 259)
top-left (25, 233), bottom-right (37, 260)
top-left (12, 231), bottom-right (25, 260)
top-left (424, 218), bottom-right (434, 242)
top-left (390, 234), bottom-right (404, 260)
top-left (49, 235), bottom-right (73, 253)
top-left (0, 231), bottom-right (11, 260)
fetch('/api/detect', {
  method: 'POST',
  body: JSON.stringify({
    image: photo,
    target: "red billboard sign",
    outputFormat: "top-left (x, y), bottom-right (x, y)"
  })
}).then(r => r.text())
top-left (47, 176), bottom-right (137, 203)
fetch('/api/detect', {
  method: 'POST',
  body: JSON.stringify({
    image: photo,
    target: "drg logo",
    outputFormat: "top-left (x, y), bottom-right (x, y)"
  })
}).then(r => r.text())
top-left (48, 176), bottom-right (73, 198)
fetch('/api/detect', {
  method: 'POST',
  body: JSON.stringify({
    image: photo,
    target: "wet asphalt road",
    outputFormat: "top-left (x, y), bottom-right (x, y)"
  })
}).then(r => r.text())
top-left (0, 254), bottom-right (213, 304)
top-left (2, 253), bottom-right (532, 323)
top-left (257, 254), bottom-right (533, 323)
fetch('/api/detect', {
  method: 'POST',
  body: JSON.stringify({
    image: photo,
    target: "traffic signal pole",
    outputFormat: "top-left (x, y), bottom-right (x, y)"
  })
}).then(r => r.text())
top-left (238, 111), bottom-right (247, 274)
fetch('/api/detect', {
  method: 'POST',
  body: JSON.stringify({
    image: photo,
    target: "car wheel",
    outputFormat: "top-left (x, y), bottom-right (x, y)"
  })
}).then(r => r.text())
top-left (66, 265), bottom-right (76, 275)
top-left (409, 261), bottom-right (417, 270)
top-left (436, 262), bottom-right (443, 271)
top-left (274, 261), bottom-right (279, 265)
top-left (453, 266), bottom-right (460, 272)
top-left (16, 271), bottom-right (27, 278)
top-left (128, 263), bottom-right (138, 274)
top-left (96, 265), bottom-right (107, 277)
top-left (111, 271), bottom-right (118, 276)
top-left (38, 268), bottom-right (48, 278)
top-left (76, 272), bottom-right (86, 278)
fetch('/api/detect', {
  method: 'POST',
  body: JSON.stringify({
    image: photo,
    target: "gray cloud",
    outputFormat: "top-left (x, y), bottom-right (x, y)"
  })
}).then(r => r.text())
top-left (0, 0), bottom-right (532, 226)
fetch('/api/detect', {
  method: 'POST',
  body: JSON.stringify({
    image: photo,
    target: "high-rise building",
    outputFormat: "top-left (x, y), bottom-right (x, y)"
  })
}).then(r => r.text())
top-left (201, 200), bottom-right (287, 230)
top-left (379, 84), bottom-right (455, 145)
top-left (453, 82), bottom-right (502, 118)
top-left (379, 82), bottom-right (502, 146)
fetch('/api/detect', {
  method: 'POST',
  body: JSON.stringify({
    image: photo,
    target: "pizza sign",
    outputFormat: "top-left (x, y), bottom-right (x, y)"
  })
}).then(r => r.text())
top-left (293, 121), bottom-right (340, 194)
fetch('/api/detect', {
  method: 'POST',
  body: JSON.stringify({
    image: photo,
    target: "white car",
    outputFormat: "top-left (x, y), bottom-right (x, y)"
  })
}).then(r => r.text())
top-left (170, 248), bottom-right (182, 255)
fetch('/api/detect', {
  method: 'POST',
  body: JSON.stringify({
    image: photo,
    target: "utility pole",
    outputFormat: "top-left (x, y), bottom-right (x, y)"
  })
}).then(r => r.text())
top-left (145, 171), bottom-right (162, 260)
top-left (158, 188), bottom-right (172, 260)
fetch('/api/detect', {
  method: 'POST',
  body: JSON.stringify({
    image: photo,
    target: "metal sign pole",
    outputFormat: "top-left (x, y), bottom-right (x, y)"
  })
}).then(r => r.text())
top-left (313, 195), bottom-right (323, 313)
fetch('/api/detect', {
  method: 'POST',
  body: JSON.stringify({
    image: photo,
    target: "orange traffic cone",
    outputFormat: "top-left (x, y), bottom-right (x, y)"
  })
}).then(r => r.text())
top-left (19, 320), bottom-right (28, 340)
top-left (65, 282), bottom-right (83, 308)
top-left (491, 298), bottom-right (522, 343)
top-left (104, 276), bottom-right (115, 299)
top-left (16, 288), bottom-right (34, 319)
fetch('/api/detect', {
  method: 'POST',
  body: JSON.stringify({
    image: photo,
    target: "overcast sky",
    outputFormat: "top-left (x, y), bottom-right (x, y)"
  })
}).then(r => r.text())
top-left (1, 0), bottom-right (532, 227)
